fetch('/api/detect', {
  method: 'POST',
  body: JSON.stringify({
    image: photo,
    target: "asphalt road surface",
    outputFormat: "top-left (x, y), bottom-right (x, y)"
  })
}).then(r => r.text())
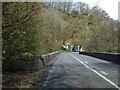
top-left (41, 52), bottom-right (120, 89)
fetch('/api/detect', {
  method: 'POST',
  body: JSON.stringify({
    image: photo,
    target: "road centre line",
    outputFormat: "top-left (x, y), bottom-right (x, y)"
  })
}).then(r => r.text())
top-left (101, 71), bottom-right (108, 75)
top-left (69, 53), bottom-right (90, 69)
top-left (69, 53), bottom-right (120, 90)
top-left (91, 68), bottom-right (119, 89)
top-left (85, 62), bottom-right (88, 64)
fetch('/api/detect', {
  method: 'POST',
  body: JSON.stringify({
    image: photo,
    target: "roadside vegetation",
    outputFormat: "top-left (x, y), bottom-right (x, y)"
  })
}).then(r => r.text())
top-left (2, 2), bottom-right (119, 88)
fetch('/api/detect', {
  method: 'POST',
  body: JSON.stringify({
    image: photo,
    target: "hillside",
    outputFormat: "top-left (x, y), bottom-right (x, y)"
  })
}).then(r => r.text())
top-left (2, 2), bottom-right (119, 71)
top-left (35, 6), bottom-right (79, 50)
top-left (2, 2), bottom-right (119, 88)
top-left (3, 2), bottom-right (119, 65)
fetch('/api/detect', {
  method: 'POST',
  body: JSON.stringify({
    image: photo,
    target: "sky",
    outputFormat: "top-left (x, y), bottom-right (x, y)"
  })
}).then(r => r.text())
top-left (73, 0), bottom-right (119, 20)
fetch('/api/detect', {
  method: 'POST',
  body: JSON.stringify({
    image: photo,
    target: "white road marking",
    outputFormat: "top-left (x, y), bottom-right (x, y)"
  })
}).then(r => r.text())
top-left (101, 71), bottom-right (108, 75)
top-left (85, 62), bottom-right (88, 64)
top-left (69, 53), bottom-right (120, 90)
top-left (69, 53), bottom-right (90, 69)
top-left (91, 69), bottom-right (120, 89)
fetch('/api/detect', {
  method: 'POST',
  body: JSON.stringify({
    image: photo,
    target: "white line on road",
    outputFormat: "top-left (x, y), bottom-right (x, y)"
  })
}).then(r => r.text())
top-left (69, 53), bottom-right (90, 69)
top-left (85, 62), bottom-right (88, 64)
top-left (100, 71), bottom-right (108, 75)
top-left (91, 68), bottom-right (119, 89)
top-left (69, 53), bottom-right (120, 90)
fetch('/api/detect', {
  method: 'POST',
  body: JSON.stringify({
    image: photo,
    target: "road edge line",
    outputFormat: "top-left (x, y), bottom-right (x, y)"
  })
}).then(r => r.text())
top-left (69, 53), bottom-right (120, 90)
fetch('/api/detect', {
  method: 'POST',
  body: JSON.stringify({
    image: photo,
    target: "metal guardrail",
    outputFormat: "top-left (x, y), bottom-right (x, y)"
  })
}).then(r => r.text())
top-left (79, 52), bottom-right (120, 64)
top-left (89, 52), bottom-right (120, 55)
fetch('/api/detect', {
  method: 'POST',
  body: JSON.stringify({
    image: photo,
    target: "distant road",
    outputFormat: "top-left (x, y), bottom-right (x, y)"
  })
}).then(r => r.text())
top-left (40, 52), bottom-right (120, 89)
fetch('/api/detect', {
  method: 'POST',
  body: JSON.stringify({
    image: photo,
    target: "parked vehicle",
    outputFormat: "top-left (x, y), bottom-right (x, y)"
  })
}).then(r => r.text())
top-left (68, 45), bottom-right (74, 51)
top-left (72, 45), bottom-right (81, 52)
top-left (62, 45), bottom-right (82, 52)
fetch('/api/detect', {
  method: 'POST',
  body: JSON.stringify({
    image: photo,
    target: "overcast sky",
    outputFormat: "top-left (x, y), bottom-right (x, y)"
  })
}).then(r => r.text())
top-left (73, 0), bottom-right (119, 20)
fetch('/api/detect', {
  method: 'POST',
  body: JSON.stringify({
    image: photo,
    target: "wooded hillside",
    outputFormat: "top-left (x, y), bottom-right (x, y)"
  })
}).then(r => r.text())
top-left (2, 2), bottom-right (119, 71)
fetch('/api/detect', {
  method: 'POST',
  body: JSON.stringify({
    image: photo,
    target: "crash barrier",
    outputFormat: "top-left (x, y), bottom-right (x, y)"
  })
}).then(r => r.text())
top-left (79, 52), bottom-right (120, 64)
top-left (3, 51), bottom-right (60, 72)
top-left (40, 51), bottom-right (60, 65)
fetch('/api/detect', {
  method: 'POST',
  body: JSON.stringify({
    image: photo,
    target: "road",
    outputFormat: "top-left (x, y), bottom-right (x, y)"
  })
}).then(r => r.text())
top-left (40, 52), bottom-right (120, 89)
